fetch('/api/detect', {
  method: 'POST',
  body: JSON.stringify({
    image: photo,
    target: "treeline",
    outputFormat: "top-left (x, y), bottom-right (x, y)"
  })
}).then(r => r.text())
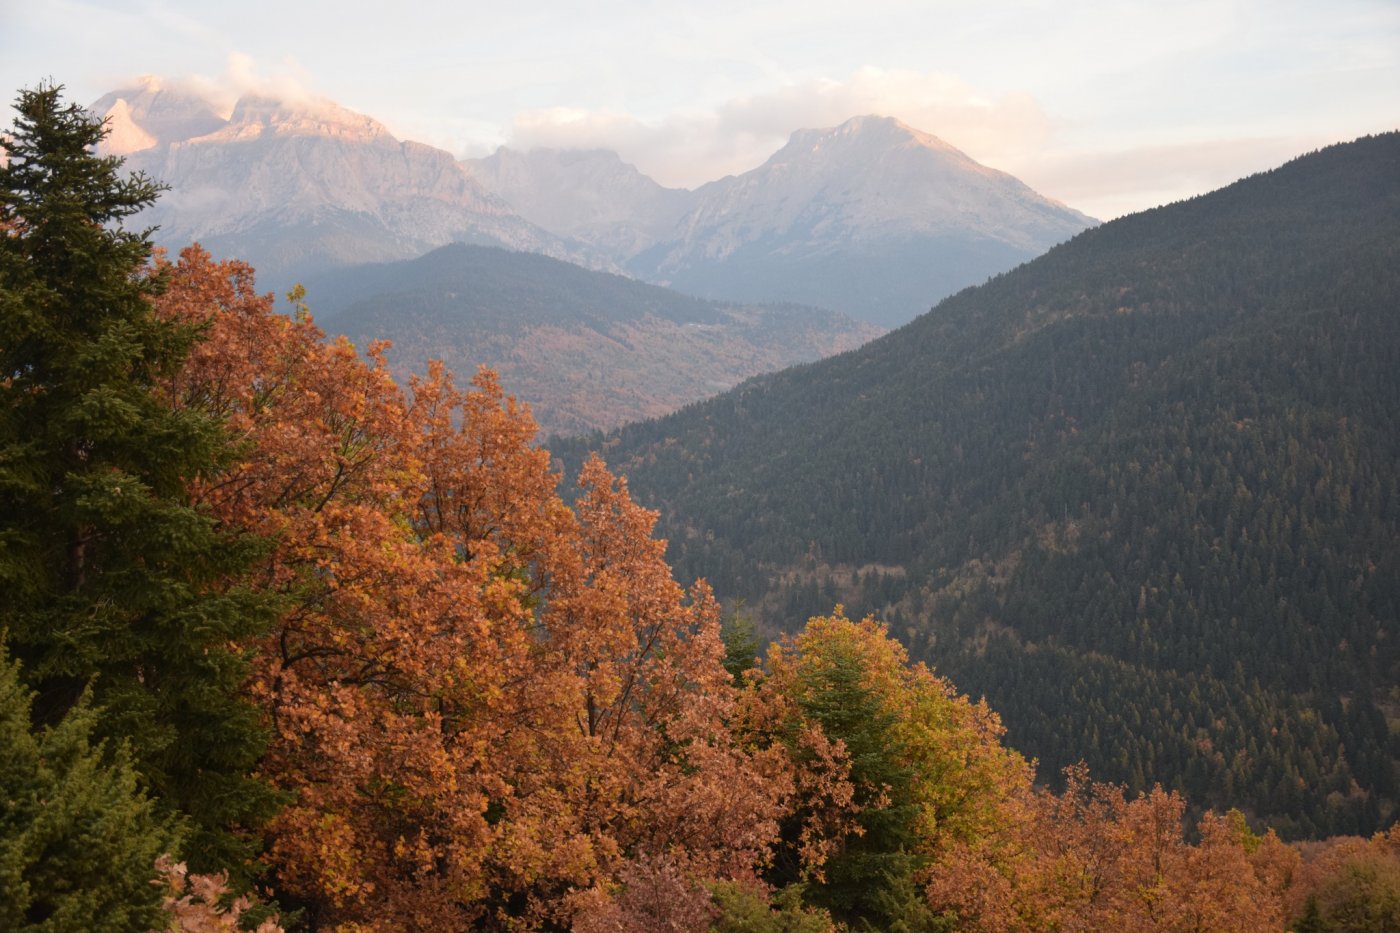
top-left (2, 84), bottom-right (1396, 930)
top-left (554, 131), bottom-right (1400, 839)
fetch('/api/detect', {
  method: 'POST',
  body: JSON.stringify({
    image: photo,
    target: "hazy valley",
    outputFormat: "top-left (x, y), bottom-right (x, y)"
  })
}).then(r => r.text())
top-left (304, 243), bottom-right (881, 436)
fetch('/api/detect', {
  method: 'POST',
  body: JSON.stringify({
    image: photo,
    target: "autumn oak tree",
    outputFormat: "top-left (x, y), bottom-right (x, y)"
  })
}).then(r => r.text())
top-left (743, 611), bottom-right (1030, 928)
top-left (924, 763), bottom-right (1298, 930)
top-left (156, 247), bottom-right (792, 928)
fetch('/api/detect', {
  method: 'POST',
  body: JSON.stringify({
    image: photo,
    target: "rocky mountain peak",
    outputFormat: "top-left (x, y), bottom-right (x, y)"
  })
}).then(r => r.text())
top-left (210, 93), bottom-right (393, 144)
top-left (468, 145), bottom-right (695, 255)
top-left (83, 76), bottom-right (1095, 327)
top-left (98, 97), bottom-right (157, 155)
top-left (790, 114), bottom-right (956, 151)
top-left (92, 81), bottom-right (393, 153)
top-left (630, 114), bottom-right (1096, 326)
top-left (91, 78), bottom-right (227, 154)
top-left (762, 114), bottom-right (993, 189)
top-left (86, 77), bottom-right (601, 289)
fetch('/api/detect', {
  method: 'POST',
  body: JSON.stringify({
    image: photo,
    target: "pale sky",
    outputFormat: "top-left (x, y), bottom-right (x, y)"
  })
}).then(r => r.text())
top-left (1, 0), bottom-right (1396, 219)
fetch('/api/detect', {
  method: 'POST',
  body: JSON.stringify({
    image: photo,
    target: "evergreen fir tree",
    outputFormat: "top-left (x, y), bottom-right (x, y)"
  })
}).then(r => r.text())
top-left (794, 642), bottom-right (927, 929)
top-left (721, 606), bottom-right (762, 684)
top-left (0, 642), bottom-right (179, 931)
top-left (0, 82), bottom-right (276, 872)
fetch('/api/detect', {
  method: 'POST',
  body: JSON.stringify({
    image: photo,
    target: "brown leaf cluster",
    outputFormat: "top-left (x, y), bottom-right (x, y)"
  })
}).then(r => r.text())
top-left (1285, 823), bottom-right (1400, 928)
top-left (569, 854), bottom-right (719, 932)
top-left (152, 854), bottom-right (282, 933)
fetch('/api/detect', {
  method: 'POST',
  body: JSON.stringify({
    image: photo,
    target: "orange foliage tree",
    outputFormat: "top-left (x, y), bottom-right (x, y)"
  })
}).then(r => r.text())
top-left (1286, 824), bottom-right (1400, 929)
top-left (156, 246), bottom-right (790, 929)
top-left (925, 763), bottom-right (1299, 931)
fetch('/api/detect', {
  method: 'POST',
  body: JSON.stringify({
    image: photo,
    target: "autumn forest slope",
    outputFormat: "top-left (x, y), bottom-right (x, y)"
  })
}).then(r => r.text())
top-left (306, 243), bottom-right (881, 436)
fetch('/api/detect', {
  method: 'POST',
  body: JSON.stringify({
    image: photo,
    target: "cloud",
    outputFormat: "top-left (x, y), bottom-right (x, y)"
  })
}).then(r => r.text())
top-left (506, 67), bottom-right (1058, 189)
top-left (185, 52), bottom-right (324, 114)
top-left (507, 107), bottom-right (750, 188)
top-left (500, 68), bottom-right (1365, 219)
top-left (96, 53), bottom-right (320, 114)
top-left (113, 53), bottom-right (354, 128)
top-left (1014, 134), bottom-right (1331, 220)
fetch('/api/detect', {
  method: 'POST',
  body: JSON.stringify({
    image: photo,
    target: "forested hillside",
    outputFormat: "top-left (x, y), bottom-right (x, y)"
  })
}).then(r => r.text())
top-left (555, 133), bottom-right (1400, 839)
top-left (305, 243), bottom-right (880, 435)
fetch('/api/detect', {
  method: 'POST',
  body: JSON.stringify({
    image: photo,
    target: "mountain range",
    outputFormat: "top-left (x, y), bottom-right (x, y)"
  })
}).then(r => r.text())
top-left (93, 80), bottom-right (1093, 327)
top-left (553, 132), bottom-right (1400, 838)
top-left (466, 146), bottom-right (693, 261)
top-left (620, 115), bottom-right (1093, 327)
top-left (93, 78), bottom-right (598, 287)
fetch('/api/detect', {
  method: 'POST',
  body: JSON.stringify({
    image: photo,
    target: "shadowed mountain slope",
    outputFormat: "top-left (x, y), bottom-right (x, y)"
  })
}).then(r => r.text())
top-left (555, 133), bottom-right (1400, 837)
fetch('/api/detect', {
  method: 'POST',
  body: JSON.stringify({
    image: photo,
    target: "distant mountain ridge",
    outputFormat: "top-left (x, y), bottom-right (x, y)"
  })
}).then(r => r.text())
top-left (625, 115), bottom-right (1094, 327)
top-left (92, 79), bottom-right (1093, 327)
top-left (659, 115), bottom-right (1087, 254)
top-left (306, 243), bottom-right (882, 436)
top-left (466, 147), bottom-right (693, 259)
top-left (95, 78), bottom-right (1103, 329)
top-left (473, 116), bottom-right (1096, 327)
top-left (553, 133), bottom-right (1400, 838)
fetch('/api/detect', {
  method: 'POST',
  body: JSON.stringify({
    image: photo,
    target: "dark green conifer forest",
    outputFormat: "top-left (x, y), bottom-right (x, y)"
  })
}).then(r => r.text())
top-left (555, 132), bottom-right (1400, 839)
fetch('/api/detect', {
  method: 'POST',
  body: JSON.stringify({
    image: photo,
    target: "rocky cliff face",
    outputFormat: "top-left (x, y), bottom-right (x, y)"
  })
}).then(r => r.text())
top-left (92, 79), bottom-right (599, 289)
top-left (669, 116), bottom-right (1090, 256)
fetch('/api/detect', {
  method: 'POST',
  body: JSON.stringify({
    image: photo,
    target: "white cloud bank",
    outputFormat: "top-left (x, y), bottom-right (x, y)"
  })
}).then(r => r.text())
top-left (1016, 135), bottom-right (1334, 221)
top-left (506, 68), bottom-right (1058, 189)
top-left (497, 67), bottom-right (1360, 219)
